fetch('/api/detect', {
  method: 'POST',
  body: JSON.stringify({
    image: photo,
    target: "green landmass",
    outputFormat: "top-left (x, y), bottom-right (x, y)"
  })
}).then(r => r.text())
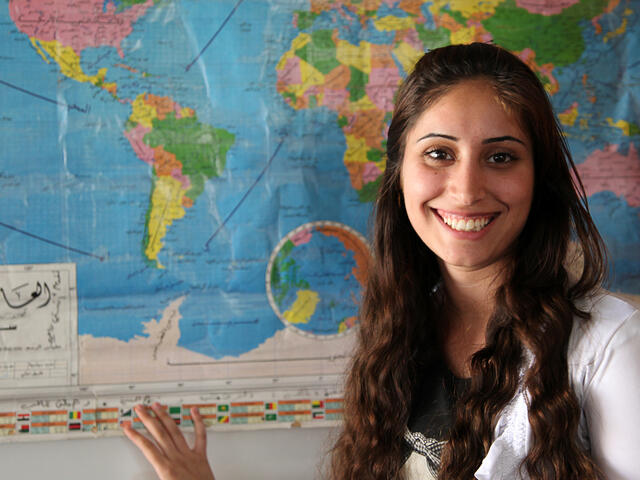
top-left (483, 0), bottom-right (609, 67)
top-left (358, 175), bottom-right (381, 203)
top-left (144, 113), bottom-right (235, 200)
top-left (366, 148), bottom-right (383, 163)
top-left (271, 240), bottom-right (310, 306)
top-left (116, 0), bottom-right (150, 10)
top-left (337, 115), bottom-right (349, 127)
top-left (416, 24), bottom-right (450, 50)
top-left (281, 91), bottom-right (297, 105)
top-left (628, 123), bottom-right (640, 136)
top-left (295, 10), bottom-right (318, 30)
top-left (295, 29), bottom-right (340, 75)
top-left (119, 0), bottom-right (149, 4)
top-left (348, 66), bottom-right (368, 102)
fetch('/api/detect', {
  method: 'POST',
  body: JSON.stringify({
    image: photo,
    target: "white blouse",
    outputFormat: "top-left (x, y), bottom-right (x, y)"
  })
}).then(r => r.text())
top-left (402, 292), bottom-right (640, 479)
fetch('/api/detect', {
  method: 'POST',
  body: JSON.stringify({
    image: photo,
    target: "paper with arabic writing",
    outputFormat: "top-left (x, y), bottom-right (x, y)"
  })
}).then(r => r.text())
top-left (0, 264), bottom-right (77, 389)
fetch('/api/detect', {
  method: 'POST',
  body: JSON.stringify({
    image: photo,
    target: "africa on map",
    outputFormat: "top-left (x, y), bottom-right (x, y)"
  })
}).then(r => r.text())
top-left (0, 0), bottom-right (638, 438)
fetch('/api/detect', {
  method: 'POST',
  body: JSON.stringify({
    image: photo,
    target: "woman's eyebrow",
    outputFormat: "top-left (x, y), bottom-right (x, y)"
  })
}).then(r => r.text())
top-left (482, 135), bottom-right (526, 145)
top-left (415, 133), bottom-right (526, 146)
top-left (416, 132), bottom-right (457, 143)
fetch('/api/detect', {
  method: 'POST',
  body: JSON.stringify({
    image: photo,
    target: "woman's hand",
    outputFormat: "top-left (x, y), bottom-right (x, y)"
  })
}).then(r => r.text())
top-left (123, 402), bottom-right (216, 480)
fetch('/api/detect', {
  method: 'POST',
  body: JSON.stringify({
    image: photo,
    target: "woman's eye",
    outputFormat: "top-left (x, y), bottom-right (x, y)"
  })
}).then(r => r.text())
top-left (425, 149), bottom-right (452, 161)
top-left (488, 152), bottom-right (515, 164)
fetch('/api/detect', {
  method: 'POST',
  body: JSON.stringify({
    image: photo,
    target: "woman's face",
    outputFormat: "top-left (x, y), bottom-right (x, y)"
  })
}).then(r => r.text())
top-left (400, 79), bottom-right (534, 275)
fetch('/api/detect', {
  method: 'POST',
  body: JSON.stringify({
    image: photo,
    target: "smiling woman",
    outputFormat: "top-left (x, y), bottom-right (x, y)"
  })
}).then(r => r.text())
top-left (331, 43), bottom-right (639, 480)
top-left (123, 43), bottom-right (640, 480)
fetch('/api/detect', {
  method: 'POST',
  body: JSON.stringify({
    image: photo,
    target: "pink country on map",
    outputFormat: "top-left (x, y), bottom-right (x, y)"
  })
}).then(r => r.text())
top-left (516, 0), bottom-right (579, 15)
top-left (366, 68), bottom-right (401, 111)
top-left (576, 143), bottom-right (640, 208)
top-left (291, 229), bottom-right (313, 246)
top-left (9, 0), bottom-right (153, 58)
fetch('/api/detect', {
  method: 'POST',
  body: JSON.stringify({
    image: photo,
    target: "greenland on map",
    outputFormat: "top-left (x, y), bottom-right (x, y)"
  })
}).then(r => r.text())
top-left (0, 0), bottom-right (638, 409)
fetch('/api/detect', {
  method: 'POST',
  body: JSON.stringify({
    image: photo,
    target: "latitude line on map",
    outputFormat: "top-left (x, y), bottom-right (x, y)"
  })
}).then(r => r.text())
top-left (0, 221), bottom-right (105, 261)
top-left (167, 354), bottom-right (349, 366)
top-left (204, 138), bottom-right (284, 249)
top-left (0, 79), bottom-right (88, 113)
top-left (185, 0), bottom-right (245, 72)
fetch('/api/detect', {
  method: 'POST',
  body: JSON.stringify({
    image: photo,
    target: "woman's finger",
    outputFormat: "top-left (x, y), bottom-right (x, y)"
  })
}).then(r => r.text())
top-left (150, 402), bottom-right (190, 453)
top-left (134, 404), bottom-right (176, 455)
top-left (122, 423), bottom-right (169, 472)
top-left (191, 407), bottom-right (208, 456)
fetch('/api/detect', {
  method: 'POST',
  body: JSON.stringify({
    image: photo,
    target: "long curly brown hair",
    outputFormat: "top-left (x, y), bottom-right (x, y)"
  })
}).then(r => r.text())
top-left (330, 43), bottom-right (607, 479)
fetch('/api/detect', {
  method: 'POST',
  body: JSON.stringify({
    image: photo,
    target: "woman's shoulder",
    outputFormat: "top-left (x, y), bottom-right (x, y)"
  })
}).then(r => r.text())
top-left (568, 290), bottom-right (640, 393)
top-left (570, 291), bottom-right (639, 352)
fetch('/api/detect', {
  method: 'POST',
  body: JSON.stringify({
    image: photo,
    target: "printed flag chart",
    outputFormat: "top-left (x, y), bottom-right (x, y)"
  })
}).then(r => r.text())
top-left (1, 0), bottom-right (639, 441)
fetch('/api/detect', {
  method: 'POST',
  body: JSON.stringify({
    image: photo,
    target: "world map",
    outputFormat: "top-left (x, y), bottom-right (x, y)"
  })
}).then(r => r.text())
top-left (1, 0), bottom-right (638, 391)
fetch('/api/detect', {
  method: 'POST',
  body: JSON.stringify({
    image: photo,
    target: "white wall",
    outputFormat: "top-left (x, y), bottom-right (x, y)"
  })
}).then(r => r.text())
top-left (0, 426), bottom-right (336, 480)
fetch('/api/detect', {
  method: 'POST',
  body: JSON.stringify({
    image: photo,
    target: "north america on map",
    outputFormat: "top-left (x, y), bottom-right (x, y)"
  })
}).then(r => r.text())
top-left (0, 0), bottom-right (638, 388)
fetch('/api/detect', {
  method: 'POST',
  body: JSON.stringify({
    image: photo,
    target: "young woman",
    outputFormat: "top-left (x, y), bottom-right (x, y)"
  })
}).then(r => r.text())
top-left (124, 43), bottom-right (640, 479)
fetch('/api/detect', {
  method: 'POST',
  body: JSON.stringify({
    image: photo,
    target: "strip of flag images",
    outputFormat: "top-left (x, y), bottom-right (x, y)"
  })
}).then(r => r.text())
top-left (0, 397), bottom-right (344, 438)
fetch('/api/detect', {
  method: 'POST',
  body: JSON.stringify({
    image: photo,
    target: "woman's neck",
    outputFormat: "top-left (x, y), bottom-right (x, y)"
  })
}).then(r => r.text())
top-left (438, 261), bottom-right (507, 377)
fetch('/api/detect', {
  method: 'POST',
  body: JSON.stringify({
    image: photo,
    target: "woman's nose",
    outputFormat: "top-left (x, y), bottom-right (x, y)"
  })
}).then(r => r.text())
top-left (448, 160), bottom-right (486, 206)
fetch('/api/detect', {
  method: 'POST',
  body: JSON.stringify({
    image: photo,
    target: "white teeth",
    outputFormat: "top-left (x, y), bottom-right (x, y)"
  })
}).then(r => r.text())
top-left (441, 214), bottom-right (492, 232)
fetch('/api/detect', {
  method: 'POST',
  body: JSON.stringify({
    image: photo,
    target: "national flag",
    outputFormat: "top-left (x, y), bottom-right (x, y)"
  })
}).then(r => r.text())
top-left (265, 413), bottom-right (277, 422)
top-left (69, 411), bottom-right (81, 420)
top-left (69, 422), bottom-right (81, 431)
top-left (217, 404), bottom-right (229, 413)
top-left (19, 424), bottom-right (29, 433)
top-left (312, 400), bottom-right (324, 409)
top-left (313, 411), bottom-right (325, 419)
top-left (168, 406), bottom-right (181, 425)
top-left (264, 402), bottom-right (275, 410)
top-left (17, 413), bottom-right (29, 422)
top-left (217, 415), bottom-right (229, 424)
